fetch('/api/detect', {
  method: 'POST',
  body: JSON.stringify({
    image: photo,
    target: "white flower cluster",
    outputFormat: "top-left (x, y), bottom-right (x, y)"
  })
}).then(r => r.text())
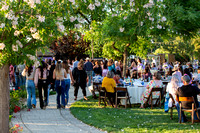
top-left (30, 27), bottom-right (37, 33)
top-left (95, 0), bottom-right (101, 7)
top-left (88, 4), bottom-right (95, 10)
top-left (27, 54), bottom-right (36, 61)
top-left (74, 24), bottom-right (80, 29)
top-left (70, 16), bottom-right (77, 22)
top-left (24, 0), bottom-right (41, 8)
top-left (14, 30), bottom-right (21, 36)
top-left (120, 27), bottom-right (124, 32)
top-left (157, 24), bottom-right (162, 29)
top-left (1, 2), bottom-right (9, 11)
top-left (0, 23), bottom-right (5, 28)
top-left (69, 0), bottom-right (75, 5)
top-left (0, 43), bottom-right (5, 50)
top-left (143, 0), bottom-right (154, 8)
top-left (161, 16), bottom-right (167, 22)
top-left (32, 32), bottom-right (40, 40)
top-left (112, 14), bottom-right (118, 17)
top-left (49, 0), bottom-right (54, 5)
top-left (56, 22), bottom-right (65, 33)
top-left (130, 0), bottom-right (135, 6)
top-left (12, 44), bottom-right (18, 52)
top-left (37, 15), bottom-right (45, 22)
top-left (16, 40), bottom-right (23, 48)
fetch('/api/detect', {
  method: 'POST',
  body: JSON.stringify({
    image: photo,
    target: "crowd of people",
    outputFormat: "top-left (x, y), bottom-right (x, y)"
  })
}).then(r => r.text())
top-left (9, 56), bottom-right (200, 122)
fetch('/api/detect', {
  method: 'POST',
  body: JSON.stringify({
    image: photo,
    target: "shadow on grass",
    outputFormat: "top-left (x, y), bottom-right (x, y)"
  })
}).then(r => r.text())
top-left (70, 97), bottom-right (200, 133)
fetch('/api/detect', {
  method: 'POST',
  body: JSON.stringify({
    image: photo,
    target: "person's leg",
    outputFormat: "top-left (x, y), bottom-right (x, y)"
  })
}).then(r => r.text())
top-left (74, 83), bottom-right (79, 100)
top-left (80, 84), bottom-right (87, 97)
top-left (43, 81), bottom-right (48, 107)
top-left (61, 80), bottom-right (66, 108)
top-left (26, 80), bottom-right (32, 109)
top-left (88, 71), bottom-right (92, 87)
top-left (15, 75), bottom-right (19, 90)
top-left (65, 79), bottom-right (70, 105)
top-left (176, 104), bottom-right (187, 122)
top-left (38, 80), bottom-right (44, 109)
top-left (30, 80), bottom-right (36, 108)
top-left (46, 84), bottom-right (51, 106)
top-left (55, 80), bottom-right (61, 108)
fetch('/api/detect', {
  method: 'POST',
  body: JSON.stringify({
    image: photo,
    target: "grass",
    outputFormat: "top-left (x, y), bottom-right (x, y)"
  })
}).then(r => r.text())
top-left (70, 96), bottom-right (200, 133)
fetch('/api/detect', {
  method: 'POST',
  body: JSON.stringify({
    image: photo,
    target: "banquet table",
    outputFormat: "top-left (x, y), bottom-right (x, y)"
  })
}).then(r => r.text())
top-left (125, 80), bottom-right (170, 104)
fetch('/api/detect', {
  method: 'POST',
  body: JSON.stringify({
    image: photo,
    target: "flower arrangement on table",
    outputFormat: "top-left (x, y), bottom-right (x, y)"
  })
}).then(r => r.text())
top-left (9, 124), bottom-right (23, 133)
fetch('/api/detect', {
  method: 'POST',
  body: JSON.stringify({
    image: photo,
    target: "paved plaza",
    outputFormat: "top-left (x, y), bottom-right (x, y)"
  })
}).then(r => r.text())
top-left (10, 87), bottom-right (105, 133)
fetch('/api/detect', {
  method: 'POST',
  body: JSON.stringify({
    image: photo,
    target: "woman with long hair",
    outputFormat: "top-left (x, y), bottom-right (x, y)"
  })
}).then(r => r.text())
top-left (62, 60), bottom-right (74, 106)
top-left (34, 61), bottom-right (48, 109)
top-left (22, 65), bottom-right (36, 110)
top-left (102, 60), bottom-right (108, 77)
top-left (72, 59), bottom-right (88, 101)
top-left (53, 60), bottom-right (67, 109)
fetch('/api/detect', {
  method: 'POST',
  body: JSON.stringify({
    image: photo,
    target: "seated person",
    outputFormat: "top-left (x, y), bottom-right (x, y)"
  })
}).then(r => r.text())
top-left (102, 71), bottom-right (116, 107)
top-left (113, 74), bottom-right (123, 86)
top-left (140, 72), bottom-right (163, 108)
top-left (175, 75), bottom-right (200, 123)
top-left (90, 72), bottom-right (103, 99)
top-left (151, 63), bottom-right (158, 70)
top-left (166, 74), bottom-right (183, 108)
top-left (143, 66), bottom-right (152, 81)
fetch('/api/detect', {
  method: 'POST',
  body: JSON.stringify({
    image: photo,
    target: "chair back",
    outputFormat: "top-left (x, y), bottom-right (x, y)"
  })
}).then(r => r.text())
top-left (151, 87), bottom-right (163, 92)
top-left (179, 97), bottom-right (194, 102)
top-left (93, 82), bottom-right (102, 91)
top-left (115, 87), bottom-right (127, 92)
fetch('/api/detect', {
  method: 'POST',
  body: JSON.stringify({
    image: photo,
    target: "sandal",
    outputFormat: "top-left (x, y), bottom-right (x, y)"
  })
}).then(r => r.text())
top-left (74, 97), bottom-right (77, 100)
top-left (84, 97), bottom-right (88, 101)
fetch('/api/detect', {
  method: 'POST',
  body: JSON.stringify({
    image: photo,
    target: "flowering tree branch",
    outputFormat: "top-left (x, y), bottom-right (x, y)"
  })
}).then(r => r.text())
top-left (77, 9), bottom-right (91, 24)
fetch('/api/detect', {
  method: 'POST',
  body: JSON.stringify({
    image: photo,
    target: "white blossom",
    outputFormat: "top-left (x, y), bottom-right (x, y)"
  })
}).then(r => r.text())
top-left (30, 27), bottom-right (37, 33)
top-left (120, 27), bottom-right (124, 32)
top-left (16, 40), bottom-right (23, 48)
top-left (69, 0), bottom-right (75, 5)
top-left (64, 33), bottom-right (68, 36)
top-left (32, 32), bottom-right (40, 40)
top-left (14, 30), bottom-right (20, 36)
top-left (12, 21), bottom-right (18, 26)
top-left (70, 16), bottom-right (76, 22)
top-left (123, 16), bottom-right (127, 20)
top-left (95, 1), bottom-right (101, 7)
top-left (149, 17), bottom-right (154, 21)
top-left (141, 22), bottom-right (144, 26)
top-left (28, 0), bottom-right (36, 8)
top-left (27, 54), bottom-right (36, 61)
top-left (49, 0), bottom-right (54, 5)
top-left (12, 45), bottom-right (18, 51)
top-left (76, 35), bottom-right (80, 40)
top-left (88, 4), bottom-right (95, 10)
top-left (74, 24), bottom-right (80, 29)
top-left (35, 0), bottom-right (41, 4)
top-left (157, 24), bottom-right (162, 29)
top-left (161, 16), bottom-right (167, 22)
top-left (0, 43), bottom-right (5, 50)
top-left (0, 23), bottom-right (5, 28)
top-left (1, 4), bottom-right (9, 11)
top-left (38, 15), bottom-right (45, 22)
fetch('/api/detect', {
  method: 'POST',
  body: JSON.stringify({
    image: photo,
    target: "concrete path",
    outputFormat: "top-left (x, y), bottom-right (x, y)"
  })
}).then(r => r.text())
top-left (10, 87), bottom-right (105, 133)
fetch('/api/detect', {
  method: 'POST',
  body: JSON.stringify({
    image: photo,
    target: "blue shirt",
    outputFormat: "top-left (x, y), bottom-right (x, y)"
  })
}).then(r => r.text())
top-left (72, 61), bottom-right (79, 70)
top-left (84, 61), bottom-right (93, 71)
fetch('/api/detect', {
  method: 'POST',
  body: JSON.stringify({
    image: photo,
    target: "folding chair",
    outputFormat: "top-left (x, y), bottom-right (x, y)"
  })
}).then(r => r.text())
top-left (144, 87), bottom-right (163, 109)
top-left (93, 82), bottom-right (101, 92)
top-left (115, 87), bottom-right (131, 108)
top-left (98, 86), bottom-right (107, 107)
top-left (169, 93), bottom-right (176, 120)
top-left (179, 96), bottom-right (200, 124)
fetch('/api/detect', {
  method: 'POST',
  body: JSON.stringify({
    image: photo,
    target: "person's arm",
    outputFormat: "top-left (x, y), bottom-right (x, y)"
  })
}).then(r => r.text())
top-left (22, 69), bottom-right (26, 77)
top-left (53, 70), bottom-right (56, 80)
top-left (64, 69), bottom-right (67, 78)
top-left (69, 70), bottom-right (75, 83)
top-left (34, 69), bottom-right (39, 87)
top-left (175, 88), bottom-right (179, 102)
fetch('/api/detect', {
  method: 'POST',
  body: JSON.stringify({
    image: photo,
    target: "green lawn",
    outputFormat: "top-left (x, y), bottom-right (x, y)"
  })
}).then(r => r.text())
top-left (70, 97), bottom-right (200, 133)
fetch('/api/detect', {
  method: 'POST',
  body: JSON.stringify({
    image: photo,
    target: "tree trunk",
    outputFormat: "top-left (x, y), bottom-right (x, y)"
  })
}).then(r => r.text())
top-left (0, 64), bottom-right (10, 132)
top-left (122, 47), bottom-right (128, 78)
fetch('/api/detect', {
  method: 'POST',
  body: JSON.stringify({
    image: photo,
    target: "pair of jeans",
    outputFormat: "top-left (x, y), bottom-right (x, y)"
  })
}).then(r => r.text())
top-left (46, 84), bottom-right (51, 105)
top-left (64, 79), bottom-right (70, 105)
top-left (14, 74), bottom-right (19, 90)
top-left (55, 80), bottom-right (65, 108)
top-left (176, 102), bottom-right (200, 122)
top-left (38, 79), bottom-right (48, 109)
top-left (19, 74), bottom-right (26, 87)
top-left (86, 71), bottom-right (93, 87)
top-left (26, 80), bottom-right (36, 109)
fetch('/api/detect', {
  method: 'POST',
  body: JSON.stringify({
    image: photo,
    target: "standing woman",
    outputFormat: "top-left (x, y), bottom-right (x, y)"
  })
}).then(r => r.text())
top-left (53, 61), bottom-right (67, 109)
top-left (22, 65), bottom-right (36, 110)
top-left (62, 61), bottom-right (74, 106)
top-left (72, 59), bottom-right (88, 101)
top-left (34, 61), bottom-right (48, 109)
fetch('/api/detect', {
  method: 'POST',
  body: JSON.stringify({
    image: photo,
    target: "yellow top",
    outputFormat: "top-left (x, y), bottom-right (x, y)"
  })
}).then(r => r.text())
top-left (102, 77), bottom-right (116, 93)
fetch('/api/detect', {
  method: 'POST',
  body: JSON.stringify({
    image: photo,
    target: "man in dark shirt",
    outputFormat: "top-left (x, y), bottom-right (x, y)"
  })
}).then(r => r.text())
top-left (84, 57), bottom-right (93, 87)
top-left (175, 74), bottom-right (200, 122)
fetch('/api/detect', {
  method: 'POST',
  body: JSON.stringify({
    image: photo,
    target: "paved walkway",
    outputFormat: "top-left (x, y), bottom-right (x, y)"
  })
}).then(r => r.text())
top-left (11, 87), bottom-right (105, 133)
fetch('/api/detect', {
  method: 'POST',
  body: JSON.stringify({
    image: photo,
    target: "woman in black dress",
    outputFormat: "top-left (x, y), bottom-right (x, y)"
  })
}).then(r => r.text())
top-left (72, 59), bottom-right (88, 100)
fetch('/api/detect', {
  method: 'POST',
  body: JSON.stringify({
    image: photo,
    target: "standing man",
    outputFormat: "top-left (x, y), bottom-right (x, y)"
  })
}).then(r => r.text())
top-left (84, 57), bottom-right (93, 87)
top-left (72, 56), bottom-right (79, 70)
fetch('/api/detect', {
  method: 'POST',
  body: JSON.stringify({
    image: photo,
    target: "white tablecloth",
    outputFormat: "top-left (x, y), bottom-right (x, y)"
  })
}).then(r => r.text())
top-left (127, 86), bottom-right (146, 104)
